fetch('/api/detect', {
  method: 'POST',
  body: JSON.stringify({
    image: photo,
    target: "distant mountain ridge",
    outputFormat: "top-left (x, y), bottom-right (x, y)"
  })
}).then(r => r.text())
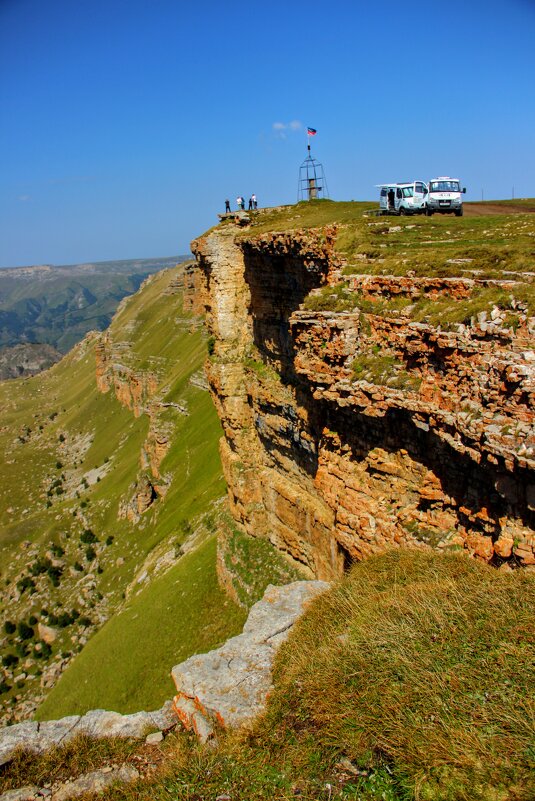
top-left (0, 256), bottom-right (189, 371)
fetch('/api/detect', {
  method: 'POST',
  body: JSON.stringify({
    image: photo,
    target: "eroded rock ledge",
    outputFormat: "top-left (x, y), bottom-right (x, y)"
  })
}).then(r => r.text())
top-left (0, 580), bottom-right (325, 771)
top-left (188, 221), bottom-right (535, 579)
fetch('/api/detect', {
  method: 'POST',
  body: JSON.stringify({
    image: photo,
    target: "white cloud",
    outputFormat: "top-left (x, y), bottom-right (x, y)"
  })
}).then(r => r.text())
top-left (272, 120), bottom-right (302, 138)
top-left (17, 195), bottom-right (31, 202)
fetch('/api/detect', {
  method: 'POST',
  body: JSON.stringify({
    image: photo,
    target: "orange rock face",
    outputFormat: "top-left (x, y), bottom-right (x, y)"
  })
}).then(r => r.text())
top-left (189, 223), bottom-right (535, 576)
top-left (94, 304), bottom-right (173, 524)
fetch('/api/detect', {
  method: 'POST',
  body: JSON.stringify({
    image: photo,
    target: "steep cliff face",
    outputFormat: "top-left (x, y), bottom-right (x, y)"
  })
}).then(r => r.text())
top-left (189, 216), bottom-right (535, 580)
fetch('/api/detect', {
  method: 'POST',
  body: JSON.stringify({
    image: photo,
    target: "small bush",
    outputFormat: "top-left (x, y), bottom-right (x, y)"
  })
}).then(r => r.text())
top-left (3, 621), bottom-right (16, 635)
top-left (47, 565), bottom-right (63, 587)
top-left (57, 611), bottom-right (75, 628)
top-left (17, 621), bottom-right (34, 640)
top-left (85, 546), bottom-right (96, 562)
top-left (30, 557), bottom-right (52, 576)
top-left (16, 576), bottom-right (36, 594)
top-left (80, 529), bottom-right (98, 544)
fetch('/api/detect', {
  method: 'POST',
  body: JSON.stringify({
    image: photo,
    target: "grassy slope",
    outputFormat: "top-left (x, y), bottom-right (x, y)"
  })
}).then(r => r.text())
top-left (93, 551), bottom-right (534, 801)
top-left (36, 536), bottom-right (246, 717)
top-left (0, 267), bottom-right (241, 719)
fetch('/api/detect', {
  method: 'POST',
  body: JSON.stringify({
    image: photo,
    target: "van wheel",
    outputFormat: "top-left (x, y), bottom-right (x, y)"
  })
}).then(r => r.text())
top-left (399, 207), bottom-right (406, 216)
top-left (455, 208), bottom-right (463, 217)
top-left (425, 207), bottom-right (433, 216)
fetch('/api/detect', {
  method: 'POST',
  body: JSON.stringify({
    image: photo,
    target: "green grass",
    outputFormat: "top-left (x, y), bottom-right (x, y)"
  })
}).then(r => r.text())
top-left (219, 518), bottom-right (304, 608)
top-left (36, 536), bottom-right (246, 717)
top-left (93, 550), bottom-right (534, 801)
top-left (352, 350), bottom-right (421, 391)
top-left (0, 266), bottom-right (234, 720)
top-left (236, 198), bottom-right (535, 287)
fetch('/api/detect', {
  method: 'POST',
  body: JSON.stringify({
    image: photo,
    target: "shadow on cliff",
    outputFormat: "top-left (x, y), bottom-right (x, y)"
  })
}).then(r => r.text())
top-left (241, 244), bottom-right (534, 558)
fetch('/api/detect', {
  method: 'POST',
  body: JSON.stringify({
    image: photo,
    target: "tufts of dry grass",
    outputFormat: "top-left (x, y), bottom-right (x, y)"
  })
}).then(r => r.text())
top-left (94, 550), bottom-right (534, 801)
top-left (265, 550), bottom-right (535, 800)
top-left (0, 734), bottom-right (139, 793)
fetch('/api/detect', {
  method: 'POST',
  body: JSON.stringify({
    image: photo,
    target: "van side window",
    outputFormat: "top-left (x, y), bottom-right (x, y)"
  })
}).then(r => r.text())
top-left (380, 189), bottom-right (387, 197)
top-left (415, 183), bottom-right (424, 194)
top-left (396, 188), bottom-right (402, 198)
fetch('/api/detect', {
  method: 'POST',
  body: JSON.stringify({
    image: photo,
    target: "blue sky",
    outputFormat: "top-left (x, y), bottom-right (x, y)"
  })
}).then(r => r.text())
top-left (1, 0), bottom-right (534, 266)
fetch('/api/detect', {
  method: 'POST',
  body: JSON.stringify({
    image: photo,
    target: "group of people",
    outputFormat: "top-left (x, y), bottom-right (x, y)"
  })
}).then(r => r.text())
top-left (225, 194), bottom-right (257, 213)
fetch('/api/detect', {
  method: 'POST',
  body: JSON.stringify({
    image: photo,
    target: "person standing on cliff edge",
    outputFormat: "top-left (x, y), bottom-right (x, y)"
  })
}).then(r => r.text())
top-left (252, 193), bottom-right (257, 209)
top-left (225, 199), bottom-right (231, 213)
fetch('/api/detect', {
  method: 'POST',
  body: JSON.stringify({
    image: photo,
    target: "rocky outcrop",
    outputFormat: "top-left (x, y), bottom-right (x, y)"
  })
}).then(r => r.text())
top-left (95, 335), bottom-right (158, 418)
top-left (0, 765), bottom-right (141, 801)
top-left (0, 580), bottom-right (324, 772)
top-left (95, 322), bottom-right (181, 521)
top-left (0, 703), bottom-right (176, 767)
top-left (0, 344), bottom-right (62, 380)
top-left (189, 222), bottom-right (535, 578)
top-left (48, 765), bottom-right (139, 801)
top-left (171, 580), bottom-right (328, 742)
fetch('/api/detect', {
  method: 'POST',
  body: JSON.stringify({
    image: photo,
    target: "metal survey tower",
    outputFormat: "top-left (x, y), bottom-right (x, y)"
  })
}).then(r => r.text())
top-left (297, 127), bottom-right (329, 201)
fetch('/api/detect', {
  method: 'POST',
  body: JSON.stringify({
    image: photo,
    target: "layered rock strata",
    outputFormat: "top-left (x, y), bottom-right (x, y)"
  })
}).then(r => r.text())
top-left (190, 222), bottom-right (535, 579)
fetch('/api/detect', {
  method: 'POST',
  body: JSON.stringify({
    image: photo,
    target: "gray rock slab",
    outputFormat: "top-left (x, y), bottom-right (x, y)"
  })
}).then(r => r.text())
top-left (0, 786), bottom-right (39, 801)
top-left (147, 700), bottom-right (177, 731)
top-left (50, 765), bottom-right (138, 801)
top-left (0, 703), bottom-right (177, 767)
top-left (77, 709), bottom-right (154, 739)
top-left (0, 723), bottom-right (40, 767)
top-left (35, 717), bottom-right (81, 752)
top-left (172, 580), bottom-right (329, 732)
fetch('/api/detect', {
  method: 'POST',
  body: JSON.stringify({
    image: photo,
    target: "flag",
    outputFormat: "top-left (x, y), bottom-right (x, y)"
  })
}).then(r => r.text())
top-left (307, 127), bottom-right (317, 136)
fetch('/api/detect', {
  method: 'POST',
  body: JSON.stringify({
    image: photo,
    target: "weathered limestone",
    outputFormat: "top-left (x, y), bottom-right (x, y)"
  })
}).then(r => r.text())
top-left (50, 765), bottom-right (139, 801)
top-left (0, 703), bottom-right (176, 767)
top-left (171, 580), bottom-right (329, 742)
top-left (0, 786), bottom-right (40, 801)
top-left (189, 222), bottom-right (535, 579)
top-left (0, 766), bottom-right (141, 801)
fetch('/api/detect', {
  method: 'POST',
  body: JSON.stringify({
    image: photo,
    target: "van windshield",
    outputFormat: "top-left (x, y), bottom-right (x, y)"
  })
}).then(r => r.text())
top-left (430, 180), bottom-right (460, 192)
top-left (402, 187), bottom-right (414, 197)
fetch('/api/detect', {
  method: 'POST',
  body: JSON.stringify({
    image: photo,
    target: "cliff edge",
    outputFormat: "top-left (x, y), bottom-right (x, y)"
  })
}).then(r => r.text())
top-left (187, 201), bottom-right (535, 579)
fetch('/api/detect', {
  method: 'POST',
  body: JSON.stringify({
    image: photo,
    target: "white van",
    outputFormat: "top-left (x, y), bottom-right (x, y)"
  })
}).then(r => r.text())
top-left (377, 182), bottom-right (428, 215)
top-left (426, 177), bottom-right (466, 216)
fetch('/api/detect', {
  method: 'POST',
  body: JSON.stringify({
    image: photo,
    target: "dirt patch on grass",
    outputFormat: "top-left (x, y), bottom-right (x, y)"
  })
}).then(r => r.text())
top-left (465, 201), bottom-right (535, 215)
